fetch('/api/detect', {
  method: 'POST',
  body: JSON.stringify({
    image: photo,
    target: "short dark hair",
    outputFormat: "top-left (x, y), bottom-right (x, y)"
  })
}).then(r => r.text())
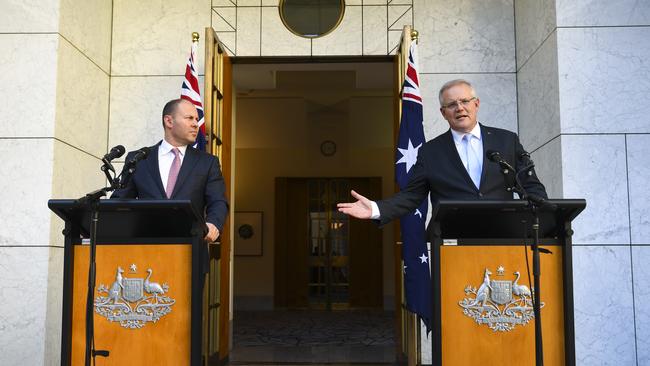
top-left (162, 98), bottom-right (184, 126)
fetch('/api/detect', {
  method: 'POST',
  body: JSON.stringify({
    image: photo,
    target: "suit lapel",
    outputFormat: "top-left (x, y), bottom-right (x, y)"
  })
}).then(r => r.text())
top-left (145, 143), bottom-right (166, 198)
top-left (479, 124), bottom-right (497, 189)
top-left (443, 130), bottom-right (477, 190)
top-left (171, 146), bottom-right (199, 198)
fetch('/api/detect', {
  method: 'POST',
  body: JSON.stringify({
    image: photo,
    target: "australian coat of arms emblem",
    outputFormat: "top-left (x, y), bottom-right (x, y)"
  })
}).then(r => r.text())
top-left (95, 264), bottom-right (175, 329)
top-left (458, 266), bottom-right (543, 332)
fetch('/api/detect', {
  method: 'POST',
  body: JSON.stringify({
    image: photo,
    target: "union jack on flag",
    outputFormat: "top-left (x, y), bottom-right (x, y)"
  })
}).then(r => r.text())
top-left (181, 40), bottom-right (207, 151)
top-left (395, 41), bottom-right (431, 332)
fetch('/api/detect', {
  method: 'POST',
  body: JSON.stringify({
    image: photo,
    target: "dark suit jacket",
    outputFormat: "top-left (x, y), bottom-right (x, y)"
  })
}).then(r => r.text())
top-left (112, 142), bottom-right (229, 230)
top-left (376, 124), bottom-right (547, 226)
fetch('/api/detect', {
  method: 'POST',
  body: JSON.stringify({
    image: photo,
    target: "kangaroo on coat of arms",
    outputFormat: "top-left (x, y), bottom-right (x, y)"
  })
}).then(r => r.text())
top-left (458, 265), bottom-right (543, 332)
top-left (95, 264), bottom-right (175, 329)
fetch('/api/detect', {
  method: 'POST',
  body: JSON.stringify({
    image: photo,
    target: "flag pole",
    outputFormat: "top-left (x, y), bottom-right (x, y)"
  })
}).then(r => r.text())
top-left (192, 31), bottom-right (199, 43)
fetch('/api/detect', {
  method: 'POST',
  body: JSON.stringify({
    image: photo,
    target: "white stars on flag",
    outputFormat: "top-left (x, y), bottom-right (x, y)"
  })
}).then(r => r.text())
top-left (396, 139), bottom-right (422, 174)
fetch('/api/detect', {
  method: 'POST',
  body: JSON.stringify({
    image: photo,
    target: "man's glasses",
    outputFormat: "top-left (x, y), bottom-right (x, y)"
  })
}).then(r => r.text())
top-left (441, 97), bottom-right (477, 110)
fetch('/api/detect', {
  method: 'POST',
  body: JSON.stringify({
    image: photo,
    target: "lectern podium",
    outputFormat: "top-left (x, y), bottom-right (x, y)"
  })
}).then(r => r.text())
top-left (428, 199), bottom-right (585, 366)
top-left (49, 199), bottom-right (206, 366)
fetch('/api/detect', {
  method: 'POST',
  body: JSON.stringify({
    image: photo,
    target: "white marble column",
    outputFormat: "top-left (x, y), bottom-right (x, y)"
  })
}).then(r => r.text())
top-left (0, 0), bottom-right (112, 365)
top-left (516, 0), bottom-right (650, 364)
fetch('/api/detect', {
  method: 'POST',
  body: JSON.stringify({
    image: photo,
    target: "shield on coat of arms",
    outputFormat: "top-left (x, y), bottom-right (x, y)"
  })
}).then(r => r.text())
top-left (490, 280), bottom-right (512, 305)
top-left (122, 278), bottom-right (144, 302)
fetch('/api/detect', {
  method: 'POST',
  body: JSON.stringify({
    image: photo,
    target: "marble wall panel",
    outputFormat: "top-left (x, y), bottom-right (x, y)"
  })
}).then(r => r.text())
top-left (260, 6), bottom-right (311, 56)
top-left (627, 134), bottom-right (650, 245)
top-left (413, 0), bottom-right (515, 73)
top-left (0, 139), bottom-right (53, 246)
top-left (0, 0), bottom-right (59, 32)
top-left (557, 27), bottom-right (650, 135)
top-left (59, 0), bottom-right (113, 72)
top-left (0, 34), bottom-right (58, 138)
top-left (556, 0), bottom-right (650, 27)
top-left (362, 6), bottom-right (387, 55)
top-left (419, 74), bottom-right (517, 141)
top-left (44, 247), bottom-right (64, 366)
top-left (0, 247), bottom-right (51, 365)
top-left (514, 0), bottom-right (556, 68)
top-left (633, 245), bottom-right (650, 365)
top-left (561, 135), bottom-right (629, 245)
top-left (49, 140), bottom-right (106, 246)
top-left (517, 31), bottom-right (559, 151)
top-left (573, 246), bottom-right (636, 365)
top-left (530, 136), bottom-right (562, 199)
top-left (55, 37), bottom-right (110, 158)
top-left (112, 0), bottom-right (211, 76)
top-left (109, 76), bottom-right (189, 154)
top-left (236, 6), bottom-right (261, 56)
top-left (312, 6), bottom-right (362, 56)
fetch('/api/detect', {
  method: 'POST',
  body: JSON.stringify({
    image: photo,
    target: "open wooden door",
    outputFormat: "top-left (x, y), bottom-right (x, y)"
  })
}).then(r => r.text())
top-left (394, 25), bottom-right (421, 366)
top-left (203, 26), bottom-right (232, 365)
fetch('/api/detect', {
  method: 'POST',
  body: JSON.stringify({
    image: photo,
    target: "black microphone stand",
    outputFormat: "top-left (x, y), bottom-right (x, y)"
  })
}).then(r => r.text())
top-left (513, 159), bottom-right (547, 366)
top-left (75, 160), bottom-right (121, 366)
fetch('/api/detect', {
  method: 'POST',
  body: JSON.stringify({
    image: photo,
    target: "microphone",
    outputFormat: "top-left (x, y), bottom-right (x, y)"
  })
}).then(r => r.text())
top-left (486, 150), bottom-right (515, 171)
top-left (118, 147), bottom-right (151, 188)
top-left (518, 151), bottom-right (535, 176)
top-left (102, 145), bottom-right (125, 163)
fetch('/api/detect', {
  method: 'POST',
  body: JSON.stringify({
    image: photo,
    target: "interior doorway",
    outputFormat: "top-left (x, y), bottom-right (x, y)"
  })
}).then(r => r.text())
top-left (229, 60), bottom-right (396, 365)
top-left (275, 177), bottom-right (383, 310)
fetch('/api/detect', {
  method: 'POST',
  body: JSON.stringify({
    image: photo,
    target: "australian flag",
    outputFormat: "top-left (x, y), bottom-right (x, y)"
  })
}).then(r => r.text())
top-left (395, 42), bottom-right (431, 331)
top-left (181, 39), bottom-right (207, 151)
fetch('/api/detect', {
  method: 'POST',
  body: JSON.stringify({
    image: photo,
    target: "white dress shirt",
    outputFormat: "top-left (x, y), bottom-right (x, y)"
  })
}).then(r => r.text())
top-left (369, 124), bottom-right (484, 219)
top-left (158, 139), bottom-right (188, 192)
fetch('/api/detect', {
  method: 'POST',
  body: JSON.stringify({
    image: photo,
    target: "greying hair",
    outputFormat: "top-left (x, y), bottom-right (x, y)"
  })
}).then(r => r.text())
top-left (438, 79), bottom-right (477, 106)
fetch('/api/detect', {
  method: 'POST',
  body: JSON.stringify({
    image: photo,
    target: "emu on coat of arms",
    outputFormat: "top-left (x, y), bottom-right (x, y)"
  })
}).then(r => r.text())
top-left (95, 265), bottom-right (175, 329)
top-left (458, 266), bottom-right (543, 332)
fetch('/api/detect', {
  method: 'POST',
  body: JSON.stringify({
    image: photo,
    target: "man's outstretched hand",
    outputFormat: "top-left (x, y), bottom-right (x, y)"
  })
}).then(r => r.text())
top-left (337, 190), bottom-right (373, 219)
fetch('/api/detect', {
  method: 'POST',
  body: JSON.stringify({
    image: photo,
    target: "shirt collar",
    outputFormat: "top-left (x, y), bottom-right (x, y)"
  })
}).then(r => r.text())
top-left (451, 123), bottom-right (482, 144)
top-left (159, 139), bottom-right (188, 157)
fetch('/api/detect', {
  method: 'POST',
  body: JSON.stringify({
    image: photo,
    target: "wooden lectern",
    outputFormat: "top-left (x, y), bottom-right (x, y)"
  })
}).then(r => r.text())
top-left (49, 199), bottom-right (206, 366)
top-left (428, 199), bottom-right (585, 366)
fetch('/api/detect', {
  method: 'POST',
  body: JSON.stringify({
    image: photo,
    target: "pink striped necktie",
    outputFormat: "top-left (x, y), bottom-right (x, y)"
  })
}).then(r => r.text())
top-left (166, 148), bottom-right (181, 198)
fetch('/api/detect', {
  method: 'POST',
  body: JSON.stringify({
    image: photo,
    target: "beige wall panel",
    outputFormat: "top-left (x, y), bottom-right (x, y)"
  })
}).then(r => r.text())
top-left (362, 6), bottom-right (387, 55)
top-left (0, 34), bottom-right (58, 138)
top-left (236, 6), bottom-right (262, 56)
top-left (55, 37), bottom-right (110, 158)
top-left (0, 247), bottom-right (53, 365)
top-left (112, 0), bottom-right (211, 75)
top-left (312, 6), bottom-right (362, 56)
top-left (0, 0), bottom-right (59, 32)
top-left (0, 139), bottom-right (53, 246)
top-left (414, 0), bottom-right (515, 73)
top-left (514, 0), bottom-right (557, 69)
top-left (59, 0), bottom-right (113, 72)
top-left (109, 76), bottom-right (201, 154)
top-left (50, 140), bottom-right (106, 246)
top-left (260, 7), bottom-right (310, 56)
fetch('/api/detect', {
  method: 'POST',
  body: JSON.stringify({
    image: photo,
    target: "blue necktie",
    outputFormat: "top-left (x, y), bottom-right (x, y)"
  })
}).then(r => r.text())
top-left (462, 134), bottom-right (482, 188)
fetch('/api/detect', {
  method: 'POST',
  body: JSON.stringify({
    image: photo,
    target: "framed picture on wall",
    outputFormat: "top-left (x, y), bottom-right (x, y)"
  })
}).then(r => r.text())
top-left (234, 211), bottom-right (263, 256)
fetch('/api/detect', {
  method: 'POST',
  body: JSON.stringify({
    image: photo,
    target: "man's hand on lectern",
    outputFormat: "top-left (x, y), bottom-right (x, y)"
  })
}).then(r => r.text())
top-left (337, 190), bottom-right (373, 219)
top-left (205, 222), bottom-right (220, 243)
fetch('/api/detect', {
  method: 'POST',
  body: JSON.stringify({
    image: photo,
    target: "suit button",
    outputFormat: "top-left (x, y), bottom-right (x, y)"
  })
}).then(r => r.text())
top-left (478, 193), bottom-right (483, 197)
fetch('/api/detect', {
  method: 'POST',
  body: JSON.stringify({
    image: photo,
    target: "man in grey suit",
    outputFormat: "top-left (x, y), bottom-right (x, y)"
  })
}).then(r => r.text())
top-left (112, 98), bottom-right (229, 248)
top-left (338, 79), bottom-right (547, 224)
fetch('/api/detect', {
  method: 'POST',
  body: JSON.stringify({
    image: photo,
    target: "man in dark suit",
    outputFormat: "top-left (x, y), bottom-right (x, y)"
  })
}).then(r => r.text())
top-left (112, 98), bottom-right (229, 245)
top-left (337, 79), bottom-right (547, 224)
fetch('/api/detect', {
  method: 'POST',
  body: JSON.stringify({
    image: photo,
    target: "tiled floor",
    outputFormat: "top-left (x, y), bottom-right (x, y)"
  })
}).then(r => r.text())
top-left (228, 310), bottom-right (396, 365)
